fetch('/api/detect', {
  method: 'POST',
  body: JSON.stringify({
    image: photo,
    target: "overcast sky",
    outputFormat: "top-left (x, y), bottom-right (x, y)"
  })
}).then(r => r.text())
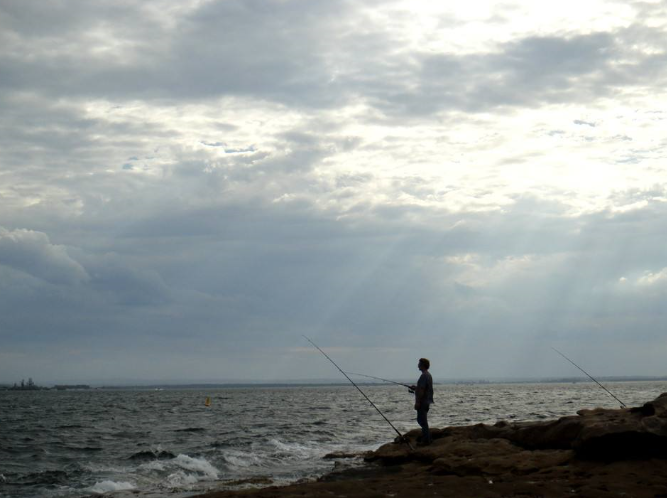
top-left (1, 0), bottom-right (666, 384)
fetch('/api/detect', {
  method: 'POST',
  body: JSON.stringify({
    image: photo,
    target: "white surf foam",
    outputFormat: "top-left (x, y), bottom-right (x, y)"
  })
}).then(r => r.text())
top-left (140, 461), bottom-right (166, 472)
top-left (172, 454), bottom-right (219, 479)
top-left (268, 438), bottom-right (337, 462)
top-left (88, 480), bottom-right (135, 494)
top-left (221, 449), bottom-right (264, 469)
top-left (166, 470), bottom-right (200, 488)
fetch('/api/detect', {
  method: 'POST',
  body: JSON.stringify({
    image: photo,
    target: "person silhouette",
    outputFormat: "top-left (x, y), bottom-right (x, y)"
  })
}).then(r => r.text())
top-left (410, 358), bottom-right (433, 445)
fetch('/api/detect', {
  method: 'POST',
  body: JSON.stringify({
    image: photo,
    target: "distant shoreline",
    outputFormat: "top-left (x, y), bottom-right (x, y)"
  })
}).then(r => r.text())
top-left (2, 376), bottom-right (666, 391)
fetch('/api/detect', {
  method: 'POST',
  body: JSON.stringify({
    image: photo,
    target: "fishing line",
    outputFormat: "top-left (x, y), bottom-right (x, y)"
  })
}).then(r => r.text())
top-left (552, 347), bottom-right (627, 408)
top-left (303, 336), bottom-right (412, 447)
top-left (345, 371), bottom-right (414, 392)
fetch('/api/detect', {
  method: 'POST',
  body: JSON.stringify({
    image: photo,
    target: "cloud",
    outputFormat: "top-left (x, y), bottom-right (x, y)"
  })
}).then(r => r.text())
top-left (2, 189), bottom-right (667, 380)
top-left (0, 227), bottom-right (89, 284)
top-left (2, 0), bottom-right (667, 382)
top-left (0, 226), bottom-right (171, 318)
top-left (637, 267), bottom-right (667, 287)
top-left (0, 0), bottom-right (356, 106)
top-left (3, 0), bottom-right (666, 118)
top-left (368, 28), bottom-right (667, 118)
top-left (84, 254), bottom-right (172, 306)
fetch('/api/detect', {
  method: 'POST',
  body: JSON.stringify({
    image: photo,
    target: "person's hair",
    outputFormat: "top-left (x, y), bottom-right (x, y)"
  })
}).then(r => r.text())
top-left (419, 358), bottom-right (430, 369)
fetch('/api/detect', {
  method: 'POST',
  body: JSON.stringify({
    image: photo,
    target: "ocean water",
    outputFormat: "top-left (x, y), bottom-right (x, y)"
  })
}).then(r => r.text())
top-left (1, 381), bottom-right (665, 498)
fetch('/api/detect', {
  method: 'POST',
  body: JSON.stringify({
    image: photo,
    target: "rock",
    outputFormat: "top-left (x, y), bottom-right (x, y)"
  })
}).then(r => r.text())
top-left (367, 439), bottom-right (413, 463)
top-left (638, 392), bottom-right (667, 417)
top-left (323, 451), bottom-right (370, 459)
top-left (571, 394), bottom-right (667, 459)
top-left (430, 438), bottom-right (522, 476)
top-left (642, 415), bottom-right (667, 436)
top-left (222, 476), bottom-right (274, 487)
top-left (432, 446), bottom-right (573, 477)
top-left (370, 393), bottom-right (667, 464)
top-left (502, 417), bottom-right (585, 449)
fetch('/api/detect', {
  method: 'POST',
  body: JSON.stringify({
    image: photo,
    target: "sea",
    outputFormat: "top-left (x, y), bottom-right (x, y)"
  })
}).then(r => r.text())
top-left (1, 381), bottom-right (666, 498)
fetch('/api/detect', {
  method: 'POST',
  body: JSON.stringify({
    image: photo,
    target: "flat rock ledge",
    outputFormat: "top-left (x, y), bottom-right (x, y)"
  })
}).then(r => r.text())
top-left (193, 393), bottom-right (667, 498)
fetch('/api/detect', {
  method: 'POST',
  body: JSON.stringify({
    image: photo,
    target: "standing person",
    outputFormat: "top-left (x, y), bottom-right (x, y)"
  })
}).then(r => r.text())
top-left (411, 358), bottom-right (434, 445)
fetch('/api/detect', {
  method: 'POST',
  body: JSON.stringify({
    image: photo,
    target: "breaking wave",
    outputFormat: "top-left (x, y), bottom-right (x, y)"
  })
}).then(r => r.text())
top-left (88, 480), bottom-right (135, 494)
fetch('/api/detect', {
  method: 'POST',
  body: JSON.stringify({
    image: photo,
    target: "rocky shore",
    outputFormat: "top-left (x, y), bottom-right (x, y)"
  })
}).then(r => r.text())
top-left (193, 393), bottom-right (667, 498)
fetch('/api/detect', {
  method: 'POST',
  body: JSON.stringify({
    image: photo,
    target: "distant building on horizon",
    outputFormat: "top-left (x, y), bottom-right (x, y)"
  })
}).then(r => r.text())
top-left (8, 378), bottom-right (42, 390)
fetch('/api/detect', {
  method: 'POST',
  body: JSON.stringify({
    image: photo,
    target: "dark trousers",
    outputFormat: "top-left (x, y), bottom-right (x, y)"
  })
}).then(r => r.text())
top-left (416, 405), bottom-right (430, 442)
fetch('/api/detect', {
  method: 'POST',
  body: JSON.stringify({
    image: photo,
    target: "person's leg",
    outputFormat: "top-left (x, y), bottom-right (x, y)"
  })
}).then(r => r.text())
top-left (416, 409), bottom-right (425, 432)
top-left (417, 406), bottom-right (430, 443)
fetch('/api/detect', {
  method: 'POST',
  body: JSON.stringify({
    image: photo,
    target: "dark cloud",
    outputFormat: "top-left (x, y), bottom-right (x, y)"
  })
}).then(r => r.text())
top-left (3, 1), bottom-right (666, 116)
top-left (367, 29), bottom-right (667, 117)
top-left (0, 0), bottom-right (356, 106)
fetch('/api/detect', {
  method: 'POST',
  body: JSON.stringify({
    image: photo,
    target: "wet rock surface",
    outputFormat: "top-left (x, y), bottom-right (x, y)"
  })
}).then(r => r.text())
top-left (193, 393), bottom-right (667, 498)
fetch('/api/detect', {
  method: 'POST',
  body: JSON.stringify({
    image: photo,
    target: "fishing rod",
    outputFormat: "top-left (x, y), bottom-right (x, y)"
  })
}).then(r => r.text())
top-left (552, 347), bottom-right (627, 408)
top-left (345, 371), bottom-right (414, 392)
top-left (303, 336), bottom-right (413, 448)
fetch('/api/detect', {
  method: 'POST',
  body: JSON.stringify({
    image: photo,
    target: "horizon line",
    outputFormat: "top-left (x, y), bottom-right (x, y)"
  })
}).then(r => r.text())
top-left (3, 374), bottom-right (667, 389)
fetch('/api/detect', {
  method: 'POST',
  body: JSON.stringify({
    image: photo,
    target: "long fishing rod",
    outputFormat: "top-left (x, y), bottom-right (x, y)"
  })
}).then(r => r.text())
top-left (345, 371), bottom-right (414, 391)
top-left (552, 347), bottom-right (627, 408)
top-left (303, 336), bottom-right (412, 447)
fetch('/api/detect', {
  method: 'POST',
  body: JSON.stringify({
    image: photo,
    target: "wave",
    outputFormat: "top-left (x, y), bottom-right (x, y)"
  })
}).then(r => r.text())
top-left (10, 470), bottom-right (70, 486)
top-left (129, 450), bottom-right (176, 461)
top-left (131, 454), bottom-right (222, 491)
top-left (66, 446), bottom-right (103, 452)
top-left (220, 449), bottom-right (264, 469)
top-left (81, 462), bottom-right (132, 474)
top-left (88, 480), bottom-right (135, 494)
top-left (139, 460), bottom-right (166, 472)
top-left (166, 470), bottom-right (199, 488)
top-left (112, 430), bottom-right (152, 439)
top-left (171, 454), bottom-right (219, 479)
top-left (269, 438), bottom-right (329, 460)
top-left (218, 438), bottom-right (337, 476)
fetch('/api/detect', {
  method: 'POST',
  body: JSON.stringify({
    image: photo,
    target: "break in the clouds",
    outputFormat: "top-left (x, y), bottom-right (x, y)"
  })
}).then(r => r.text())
top-left (1, 0), bottom-right (666, 384)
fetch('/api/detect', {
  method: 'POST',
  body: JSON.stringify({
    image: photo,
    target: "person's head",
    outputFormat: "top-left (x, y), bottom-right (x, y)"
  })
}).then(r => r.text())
top-left (418, 358), bottom-right (430, 371)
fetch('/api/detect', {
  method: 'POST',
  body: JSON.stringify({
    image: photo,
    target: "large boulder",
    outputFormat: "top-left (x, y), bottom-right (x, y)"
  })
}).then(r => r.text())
top-left (573, 392), bottom-right (667, 458)
top-left (370, 392), bottom-right (667, 465)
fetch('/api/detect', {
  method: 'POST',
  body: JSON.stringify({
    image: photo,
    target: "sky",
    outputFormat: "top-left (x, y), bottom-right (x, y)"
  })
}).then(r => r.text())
top-left (1, 0), bottom-right (666, 385)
